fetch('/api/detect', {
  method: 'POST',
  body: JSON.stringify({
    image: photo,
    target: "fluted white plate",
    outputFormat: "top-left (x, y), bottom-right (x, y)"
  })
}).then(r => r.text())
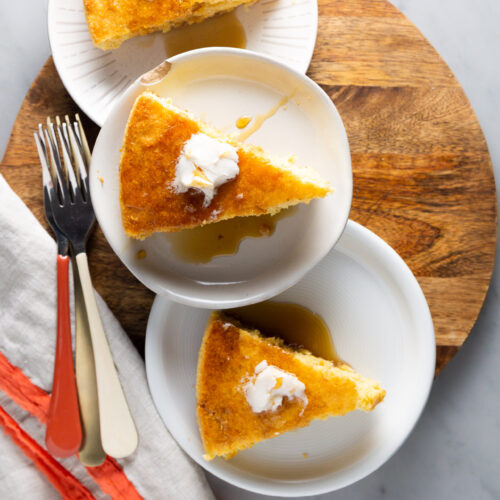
top-left (48, 0), bottom-right (318, 126)
top-left (145, 220), bottom-right (436, 496)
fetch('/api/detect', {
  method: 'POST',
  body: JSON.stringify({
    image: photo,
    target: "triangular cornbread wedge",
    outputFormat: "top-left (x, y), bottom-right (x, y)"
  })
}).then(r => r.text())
top-left (196, 312), bottom-right (385, 460)
top-left (84, 0), bottom-right (258, 50)
top-left (119, 91), bottom-right (332, 239)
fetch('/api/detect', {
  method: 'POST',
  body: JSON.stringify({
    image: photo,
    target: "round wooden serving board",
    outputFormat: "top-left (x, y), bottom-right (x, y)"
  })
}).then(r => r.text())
top-left (1, 0), bottom-right (496, 375)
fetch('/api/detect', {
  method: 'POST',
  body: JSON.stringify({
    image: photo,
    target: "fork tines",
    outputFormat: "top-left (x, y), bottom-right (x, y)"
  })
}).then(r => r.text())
top-left (34, 115), bottom-right (90, 205)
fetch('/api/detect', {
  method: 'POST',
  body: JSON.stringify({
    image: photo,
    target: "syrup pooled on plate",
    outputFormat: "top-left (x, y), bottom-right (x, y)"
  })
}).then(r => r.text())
top-left (227, 301), bottom-right (341, 363)
top-left (164, 12), bottom-right (247, 57)
top-left (236, 115), bottom-right (252, 129)
top-left (165, 207), bottom-right (297, 263)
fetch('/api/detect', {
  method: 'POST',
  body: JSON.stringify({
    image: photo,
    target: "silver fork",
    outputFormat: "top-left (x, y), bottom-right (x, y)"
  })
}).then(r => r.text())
top-left (34, 117), bottom-right (138, 459)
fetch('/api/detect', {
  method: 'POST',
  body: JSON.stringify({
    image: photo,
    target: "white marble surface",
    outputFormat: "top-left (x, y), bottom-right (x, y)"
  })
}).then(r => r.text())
top-left (0, 1), bottom-right (499, 498)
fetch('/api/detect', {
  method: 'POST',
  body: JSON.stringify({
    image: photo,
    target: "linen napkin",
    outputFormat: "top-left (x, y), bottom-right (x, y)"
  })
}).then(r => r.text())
top-left (0, 174), bottom-right (214, 500)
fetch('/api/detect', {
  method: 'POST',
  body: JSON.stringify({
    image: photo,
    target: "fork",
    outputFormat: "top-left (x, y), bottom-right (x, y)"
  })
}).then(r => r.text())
top-left (34, 124), bottom-right (82, 458)
top-left (34, 117), bottom-right (138, 459)
top-left (67, 115), bottom-right (106, 466)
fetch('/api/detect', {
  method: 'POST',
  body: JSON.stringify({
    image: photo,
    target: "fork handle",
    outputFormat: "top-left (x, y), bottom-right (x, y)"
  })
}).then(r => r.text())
top-left (73, 258), bottom-right (106, 466)
top-left (75, 252), bottom-right (138, 458)
top-left (45, 255), bottom-right (82, 458)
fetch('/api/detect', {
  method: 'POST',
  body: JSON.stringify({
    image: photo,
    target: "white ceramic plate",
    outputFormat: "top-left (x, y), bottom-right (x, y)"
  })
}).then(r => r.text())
top-left (145, 220), bottom-right (435, 497)
top-left (89, 48), bottom-right (352, 309)
top-left (48, 0), bottom-right (318, 126)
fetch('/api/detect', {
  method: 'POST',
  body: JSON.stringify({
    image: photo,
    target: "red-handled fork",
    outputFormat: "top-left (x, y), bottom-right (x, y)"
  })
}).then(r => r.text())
top-left (34, 124), bottom-right (82, 458)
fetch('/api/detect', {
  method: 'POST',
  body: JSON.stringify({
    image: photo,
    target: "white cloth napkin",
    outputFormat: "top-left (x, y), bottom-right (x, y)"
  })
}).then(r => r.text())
top-left (0, 174), bottom-right (214, 500)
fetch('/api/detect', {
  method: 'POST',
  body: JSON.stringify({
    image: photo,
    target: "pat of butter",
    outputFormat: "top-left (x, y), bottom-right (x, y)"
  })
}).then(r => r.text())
top-left (243, 360), bottom-right (308, 414)
top-left (172, 133), bottom-right (239, 207)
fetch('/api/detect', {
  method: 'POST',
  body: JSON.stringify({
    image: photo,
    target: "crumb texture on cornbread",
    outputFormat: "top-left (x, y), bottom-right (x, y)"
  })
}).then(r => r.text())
top-left (83, 0), bottom-right (258, 49)
top-left (196, 312), bottom-right (385, 460)
top-left (119, 91), bottom-right (333, 239)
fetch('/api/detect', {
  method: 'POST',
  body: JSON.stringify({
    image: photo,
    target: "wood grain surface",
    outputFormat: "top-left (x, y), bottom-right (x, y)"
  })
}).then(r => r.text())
top-left (0, 0), bottom-right (496, 375)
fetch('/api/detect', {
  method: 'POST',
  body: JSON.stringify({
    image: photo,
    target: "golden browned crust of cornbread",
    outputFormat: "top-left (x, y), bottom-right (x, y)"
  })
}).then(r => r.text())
top-left (196, 312), bottom-right (385, 460)
top-left (119, 91), bottom-right (333, 239)
top-left (83, 0), bottom-right (257, 50)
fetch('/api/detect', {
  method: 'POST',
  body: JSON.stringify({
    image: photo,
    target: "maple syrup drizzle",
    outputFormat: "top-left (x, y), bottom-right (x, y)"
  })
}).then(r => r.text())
top-left (236, 116), bottom-right (252, 129)
top-left (164, 12), bottom-right (247, 58)
top-left (165, 206), bottom-right (297, 263)
top-left (227, 301), bottom-right (341, 363)
top-left (236, 93), bottom-right (293, 142)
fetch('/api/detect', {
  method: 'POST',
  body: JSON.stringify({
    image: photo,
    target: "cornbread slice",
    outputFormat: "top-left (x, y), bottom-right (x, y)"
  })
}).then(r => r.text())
top-left (83, 0), bottom-right (257, 50)
top-left (119, 91), bottom-right (333, 239)
top-left (196, 312), bottom-right (385, 460)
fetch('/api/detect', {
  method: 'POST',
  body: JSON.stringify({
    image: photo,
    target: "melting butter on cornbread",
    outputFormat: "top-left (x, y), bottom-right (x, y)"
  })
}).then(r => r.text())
top-left (119, 91), bottom-right (333, 239)
top-left (196, 312), bottom-right (385, 460)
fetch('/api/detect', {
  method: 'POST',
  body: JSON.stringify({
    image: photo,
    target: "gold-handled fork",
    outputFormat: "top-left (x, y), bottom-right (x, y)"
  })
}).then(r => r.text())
top-left (70, 116), bottom-right (106, 466)
top-left (34, 116), bottom-right (138, 459)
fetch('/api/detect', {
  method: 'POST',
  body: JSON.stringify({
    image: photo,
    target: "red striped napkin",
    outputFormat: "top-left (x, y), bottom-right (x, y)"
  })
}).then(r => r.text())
top-left (0, 175), bottom-right (214, 500)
